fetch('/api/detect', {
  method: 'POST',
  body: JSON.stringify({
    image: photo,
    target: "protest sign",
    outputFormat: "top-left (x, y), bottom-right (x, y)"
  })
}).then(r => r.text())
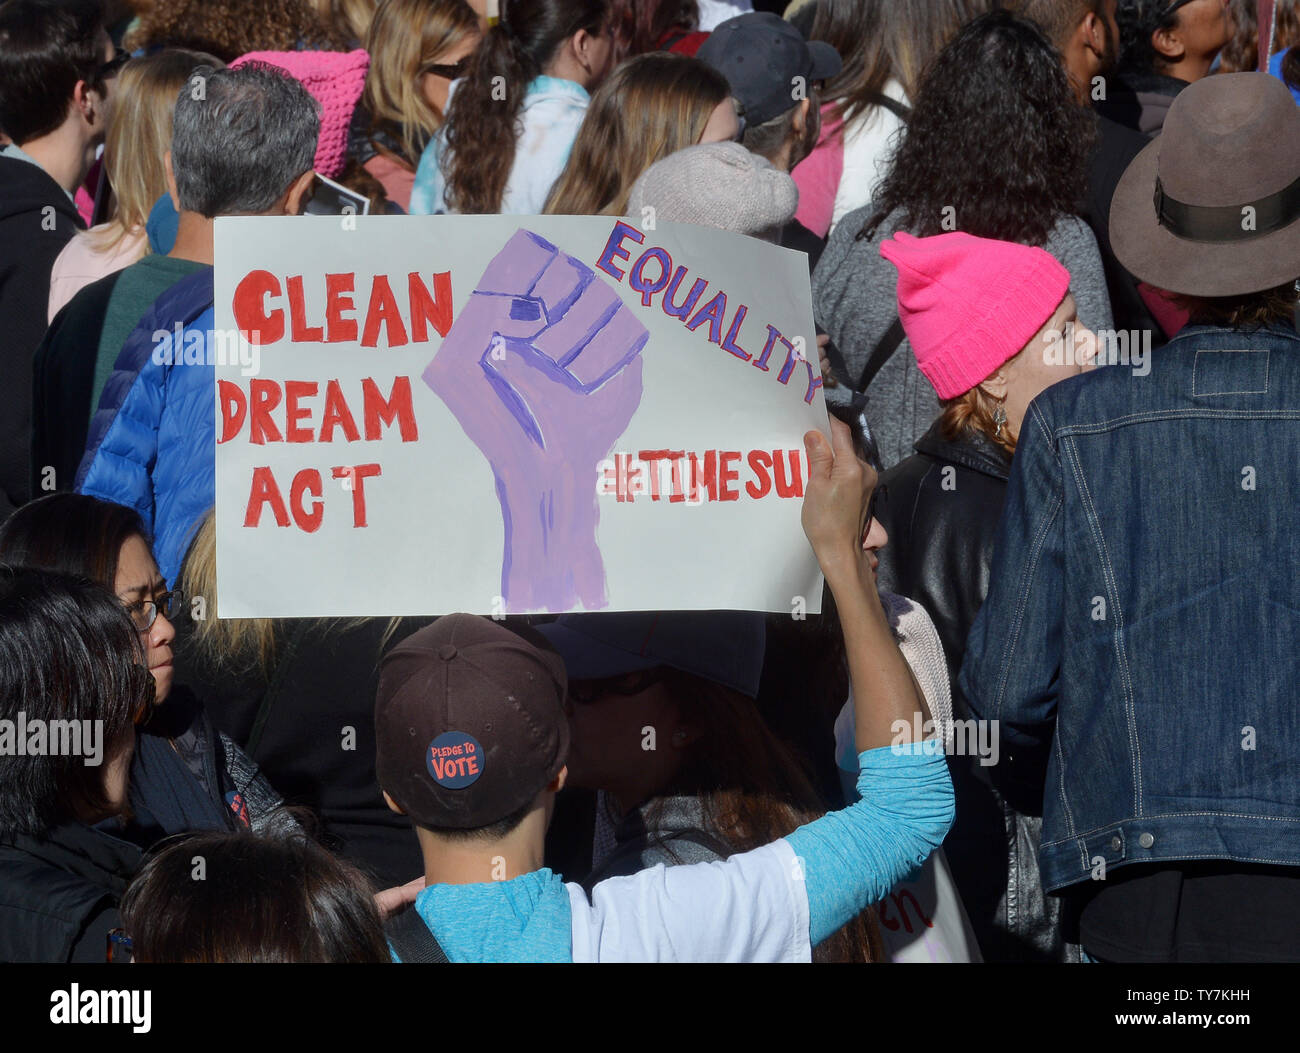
top-left (212, 215), bottom-right (829, 617)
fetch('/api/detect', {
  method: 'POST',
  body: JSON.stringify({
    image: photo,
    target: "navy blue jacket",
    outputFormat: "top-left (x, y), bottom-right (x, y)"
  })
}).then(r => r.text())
top-left (75, 269), bottom-right (215, 584)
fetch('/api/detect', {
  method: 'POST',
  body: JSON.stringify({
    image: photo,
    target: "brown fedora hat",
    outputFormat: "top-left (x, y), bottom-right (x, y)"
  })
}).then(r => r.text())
top-left (1109, 72), bottom-right (1300, 298)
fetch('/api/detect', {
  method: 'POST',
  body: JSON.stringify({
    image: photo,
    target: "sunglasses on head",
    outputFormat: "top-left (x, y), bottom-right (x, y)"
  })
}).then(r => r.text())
top-left (91, 47), bottom-right (129, 85)
top-left (420, 57), bottom-right (469, 80)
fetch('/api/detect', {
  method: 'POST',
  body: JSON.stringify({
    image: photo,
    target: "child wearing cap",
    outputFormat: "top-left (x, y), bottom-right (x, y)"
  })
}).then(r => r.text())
top-left (869, 229), bottom-right (1094, 961)
top-left (375, 417), bottom-right (955, 962)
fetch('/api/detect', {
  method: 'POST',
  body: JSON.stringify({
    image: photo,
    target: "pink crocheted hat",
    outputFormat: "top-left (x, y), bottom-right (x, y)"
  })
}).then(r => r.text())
top-left (879, 231), bottom-right (1071, 399)
top-left (230, 49), bottom-right (370, 178)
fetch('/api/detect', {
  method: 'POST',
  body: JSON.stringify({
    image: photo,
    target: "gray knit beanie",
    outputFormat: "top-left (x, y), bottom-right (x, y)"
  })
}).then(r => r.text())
top-left (625, 141), bottom-right (799, 240)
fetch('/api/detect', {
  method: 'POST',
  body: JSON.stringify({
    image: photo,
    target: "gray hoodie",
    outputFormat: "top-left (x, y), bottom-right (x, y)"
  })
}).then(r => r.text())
top-left (811, 205), bottom-right (1114, 469)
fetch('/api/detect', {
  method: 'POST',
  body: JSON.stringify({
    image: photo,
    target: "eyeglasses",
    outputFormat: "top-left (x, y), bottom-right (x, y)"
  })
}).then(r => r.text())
top-left (105, 927), bottom-right (133, 963)
top-left (123, 589), bottom-right (183, 633)
top-left (568, 668), bottom-right (664, 705)
top-left (91, 47), bottom-right (130, 85)
top-left (419, 57), bottom-right (469, 80)
top-left (1160, 0), bottom-right (1200, 19)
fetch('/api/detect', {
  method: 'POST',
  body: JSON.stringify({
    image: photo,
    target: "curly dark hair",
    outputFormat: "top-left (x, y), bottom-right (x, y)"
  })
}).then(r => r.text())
top-left (125, 0), bottom-right (347, 63)
top-left (1113, 0), bottom-right (1181, 74)
top-left (864, 7), bottom-right (1095, 247)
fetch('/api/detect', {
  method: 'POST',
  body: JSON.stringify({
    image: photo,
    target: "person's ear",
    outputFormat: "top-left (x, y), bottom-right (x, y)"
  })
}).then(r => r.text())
top-left (571, 28), bottom-right (594, 73)
top-left (164, 151), bottom-right (180, 212)
top-left (1152, 23), bottom-right (1185, 63)
top-left (284, 169), bottom-right (316, 215)
top-left (976, 367), bottom-right (1010, 402)
top-left (792, 97), bottom-right (810, 134)
top-left (1081, 11), bottom-right (1106, 59)
top-left (73, 79), bottom-right (101, 128)
top-left (383, 790), bottom-right (407, 815)
top-left (547, 765), bottom-right (568, 793)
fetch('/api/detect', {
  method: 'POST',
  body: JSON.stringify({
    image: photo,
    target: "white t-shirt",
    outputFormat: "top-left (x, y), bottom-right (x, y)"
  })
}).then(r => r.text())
top-left (567, 840), bottom-right (810, 962)
top-left (696, 0), bottom-right (755, 31)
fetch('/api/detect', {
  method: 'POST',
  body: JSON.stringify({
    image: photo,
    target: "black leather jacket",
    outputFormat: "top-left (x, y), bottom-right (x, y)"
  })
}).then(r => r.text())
top-left (875, 420), bottom-right (1078, 962)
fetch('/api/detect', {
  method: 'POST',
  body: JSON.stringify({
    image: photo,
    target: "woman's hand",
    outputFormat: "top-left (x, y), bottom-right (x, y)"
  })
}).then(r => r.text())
top-left (374, 876), bottom-right (426, 920)
top-left (801, 417), bottom-right (876, 589)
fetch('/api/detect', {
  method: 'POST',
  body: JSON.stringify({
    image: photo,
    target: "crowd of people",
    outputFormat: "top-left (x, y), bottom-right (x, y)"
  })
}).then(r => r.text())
top-left (0, 0), bottom-right (1297, 964)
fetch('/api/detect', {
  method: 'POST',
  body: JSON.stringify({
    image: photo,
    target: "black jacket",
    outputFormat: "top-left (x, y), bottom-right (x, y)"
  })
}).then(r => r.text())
top-left (0, 822), bottom-right (141, 962)
top-left (1083, 113), bottom-right (1165, 341)
top-left (875, 419), bottom-right (1010, 710)
top-left (875, 421), bottom-right (1074, 962)
top-left (30, 269), bottom-right (123, 496)
top-left (173, 616), bottom-right (431, 889)
top-left (0, 156), bottom-right (84, 519)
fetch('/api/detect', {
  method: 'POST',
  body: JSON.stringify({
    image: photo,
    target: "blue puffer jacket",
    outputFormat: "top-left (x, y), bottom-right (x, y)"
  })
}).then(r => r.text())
top-left (76, 269), bottom-right (216, 585)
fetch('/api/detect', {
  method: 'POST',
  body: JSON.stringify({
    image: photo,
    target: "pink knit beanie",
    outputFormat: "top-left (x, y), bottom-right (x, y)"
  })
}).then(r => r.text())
top-left (879, 231), bottom-right (1071, 399)
top-left (230, 49), bottom-right (370, 178)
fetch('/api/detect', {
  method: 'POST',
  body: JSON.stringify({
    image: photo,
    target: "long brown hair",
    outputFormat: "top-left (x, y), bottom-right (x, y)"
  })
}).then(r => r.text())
top-left (648, 667), bottom-right (885, 963)
top-left (364, 0), bottom-right (481, 165)
top-left (310, 0), bottom-right (379, 45)
top-left (605, 0), bottom-right (697, 60)
top-left (810, 0), bottom-right (990, 124)
top-left (441, 0), bottom-right (608, 214)
top-left (544, 51), bottom-right (728, 216)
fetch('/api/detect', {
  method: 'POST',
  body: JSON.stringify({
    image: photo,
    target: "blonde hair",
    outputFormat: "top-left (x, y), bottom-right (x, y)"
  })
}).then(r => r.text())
top-left (311, 0), bottom-right (379, 44)
top-left (86, 48), bottom-right (223, 257)
top-left (181, 511), bottom-right (277, 671)
top-left (181, 510), bottom-right (404, 674)
top-left (363, 0), bottom-right (481, 164)
top-left (544, 51), bottom-right (731, 216)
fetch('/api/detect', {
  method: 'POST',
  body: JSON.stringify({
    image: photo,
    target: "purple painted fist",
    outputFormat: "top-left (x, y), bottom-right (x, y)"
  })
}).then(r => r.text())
top-left (424, 228), bottom-right (649, 612)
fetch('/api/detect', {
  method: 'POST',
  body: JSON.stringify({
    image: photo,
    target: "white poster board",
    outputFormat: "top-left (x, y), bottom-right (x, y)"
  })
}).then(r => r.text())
top-left (212, 215), bottom-right (828, 617)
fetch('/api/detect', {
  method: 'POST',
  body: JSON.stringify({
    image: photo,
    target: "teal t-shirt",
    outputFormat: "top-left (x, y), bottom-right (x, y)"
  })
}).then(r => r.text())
top-left (91, 254), bottom-right (208, 421)
top-left (411, 867), bottom-right (572, 963)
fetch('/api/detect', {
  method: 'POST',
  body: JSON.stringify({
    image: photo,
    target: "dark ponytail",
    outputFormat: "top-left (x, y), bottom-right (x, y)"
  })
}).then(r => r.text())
top-left (1284, 44), bottom-right (1300, 93)
top-left (442, 0), bottom-right (608, 214)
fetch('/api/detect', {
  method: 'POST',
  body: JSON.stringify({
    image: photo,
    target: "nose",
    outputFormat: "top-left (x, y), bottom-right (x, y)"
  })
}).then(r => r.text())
top-left (150, 610), bottom-right (176, 649)
top-left (863, 516), bottom-right (889, 552)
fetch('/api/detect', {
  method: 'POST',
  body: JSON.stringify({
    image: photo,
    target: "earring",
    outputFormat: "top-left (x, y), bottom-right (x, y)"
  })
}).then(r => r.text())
top-left (993, 403), bottom-right (1007, 440)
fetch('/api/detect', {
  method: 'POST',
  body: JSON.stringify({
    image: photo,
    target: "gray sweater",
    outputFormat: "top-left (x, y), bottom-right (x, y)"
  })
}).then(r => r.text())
top-left (812, 205), bottom-right (1114, 469)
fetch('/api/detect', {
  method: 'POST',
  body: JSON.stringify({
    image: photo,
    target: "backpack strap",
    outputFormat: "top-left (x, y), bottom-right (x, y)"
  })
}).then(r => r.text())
top-left (854, 317), bottom-right (907, 394)
top-left (842, 207), bottom-right (907, 394)
top-left (384, 907), bottom-right (449, 963)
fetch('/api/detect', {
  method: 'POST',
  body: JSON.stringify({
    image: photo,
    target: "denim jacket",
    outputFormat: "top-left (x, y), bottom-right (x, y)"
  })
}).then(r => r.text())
top-left (959, 321), bottom-right (1300, 893)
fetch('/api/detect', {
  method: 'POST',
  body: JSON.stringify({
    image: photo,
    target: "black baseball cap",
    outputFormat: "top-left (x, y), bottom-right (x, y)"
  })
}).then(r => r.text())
top-left (374, 615), bottom-right (570, 830)
top-left (698, 12), bottom-right (842, 126)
